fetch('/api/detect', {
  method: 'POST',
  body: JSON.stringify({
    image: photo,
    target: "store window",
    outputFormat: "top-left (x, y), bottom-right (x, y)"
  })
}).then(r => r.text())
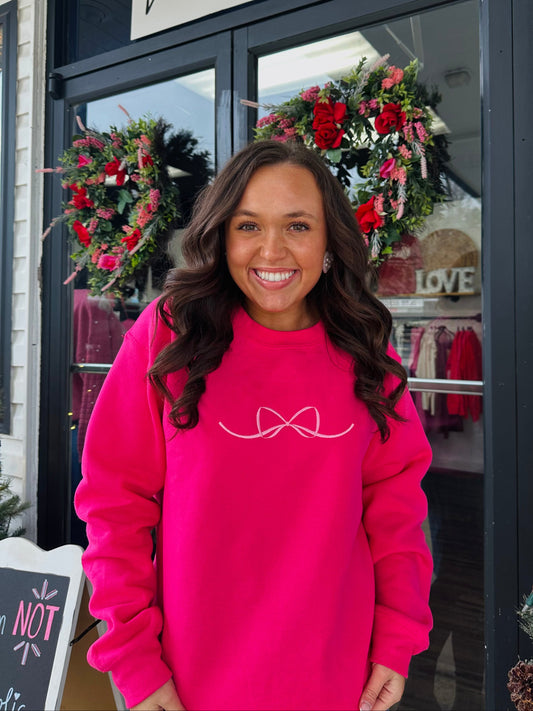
top-left (0, 2), bottom-right (16, 434)
top-left (257, 2), bottom-right (483, 708)
top-left (69, 69), bottom-right (216, 544)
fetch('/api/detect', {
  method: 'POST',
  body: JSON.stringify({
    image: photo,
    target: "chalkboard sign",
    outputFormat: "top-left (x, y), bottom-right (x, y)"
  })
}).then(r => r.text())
top-left (0, 538), bottom-right (85, 711)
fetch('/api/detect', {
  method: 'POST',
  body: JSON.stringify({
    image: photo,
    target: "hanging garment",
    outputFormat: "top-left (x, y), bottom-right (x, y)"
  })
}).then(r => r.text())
top-left (446, 329), bottom-right (483, 421)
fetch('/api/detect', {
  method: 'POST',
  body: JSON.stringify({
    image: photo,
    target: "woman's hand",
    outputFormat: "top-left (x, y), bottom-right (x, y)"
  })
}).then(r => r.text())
top-left (358, 663), bottom-right (406, 711)
top-left (130, 679), bottom-right (186, 711)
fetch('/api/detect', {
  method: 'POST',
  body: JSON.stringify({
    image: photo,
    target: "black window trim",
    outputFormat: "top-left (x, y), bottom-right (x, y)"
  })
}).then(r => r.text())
top-left (0, 1), bottom-right (17, 434)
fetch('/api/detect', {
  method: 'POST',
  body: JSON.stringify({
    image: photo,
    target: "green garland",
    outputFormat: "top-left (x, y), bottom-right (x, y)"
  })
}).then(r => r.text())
top-left (253, 56), bottom-right (449, 263)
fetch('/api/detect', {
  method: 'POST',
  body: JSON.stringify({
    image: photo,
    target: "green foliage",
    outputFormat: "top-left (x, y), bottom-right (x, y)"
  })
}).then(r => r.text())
top-left (0, 476), bottom-right (30, 540)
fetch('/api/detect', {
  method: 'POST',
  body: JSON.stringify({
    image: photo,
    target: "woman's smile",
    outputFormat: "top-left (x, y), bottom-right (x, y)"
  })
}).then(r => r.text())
top-left (252, 268), bottom-right (298, 285)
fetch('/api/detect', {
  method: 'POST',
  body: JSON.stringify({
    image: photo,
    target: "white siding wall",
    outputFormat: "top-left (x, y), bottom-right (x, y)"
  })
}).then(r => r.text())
top-left (0, 0), bottom-right (47, 540)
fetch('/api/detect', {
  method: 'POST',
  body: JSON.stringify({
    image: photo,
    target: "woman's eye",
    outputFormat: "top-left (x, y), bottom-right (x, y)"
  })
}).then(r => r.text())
top-left (236, 222), bottom-right (258, 232)
top-left (290, 222), bottom-right (310, 232)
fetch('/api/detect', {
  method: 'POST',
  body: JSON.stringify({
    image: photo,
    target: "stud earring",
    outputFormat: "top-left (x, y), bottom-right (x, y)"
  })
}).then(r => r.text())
top-left (322, 251), bottom-right (333, 274)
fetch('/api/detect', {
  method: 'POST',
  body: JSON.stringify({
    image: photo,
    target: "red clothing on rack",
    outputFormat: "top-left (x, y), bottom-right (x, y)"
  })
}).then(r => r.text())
top-left (446, 329), bottom-right (482, 421)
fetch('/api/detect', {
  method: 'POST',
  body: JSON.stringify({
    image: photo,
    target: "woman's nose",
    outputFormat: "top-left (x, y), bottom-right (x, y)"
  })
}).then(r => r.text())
top-left (260, 229), bottom-right (287, 259)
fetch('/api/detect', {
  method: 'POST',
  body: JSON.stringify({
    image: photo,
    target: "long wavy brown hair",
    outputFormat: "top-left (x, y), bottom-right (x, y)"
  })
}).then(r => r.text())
top-left (149, 140), bottom-right (407, 441)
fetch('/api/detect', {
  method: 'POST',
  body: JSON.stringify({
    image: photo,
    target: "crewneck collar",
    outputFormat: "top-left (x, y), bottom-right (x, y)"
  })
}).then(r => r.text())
top-left (232, 306), bottom-right (325, 347)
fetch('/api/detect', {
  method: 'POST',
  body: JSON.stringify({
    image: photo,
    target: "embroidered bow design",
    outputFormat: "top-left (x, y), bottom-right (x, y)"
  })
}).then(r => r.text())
top-left (219, 406), bottom-right (354, 439)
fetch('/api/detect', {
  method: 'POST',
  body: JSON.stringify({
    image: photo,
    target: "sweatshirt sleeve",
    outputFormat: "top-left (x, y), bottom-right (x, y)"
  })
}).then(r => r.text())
top-left (74, 305), bottom-right (174, 708)
top-left (361, 383), bottom-right (433, 678)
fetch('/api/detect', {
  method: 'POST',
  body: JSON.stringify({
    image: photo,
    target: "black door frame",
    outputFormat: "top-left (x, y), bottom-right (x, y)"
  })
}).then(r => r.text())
top-left (41, 0), bottom-right (530, 708)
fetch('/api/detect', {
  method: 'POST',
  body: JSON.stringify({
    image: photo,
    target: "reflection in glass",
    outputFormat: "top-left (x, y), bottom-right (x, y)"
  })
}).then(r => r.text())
top-left (258, 2), bottom-right (484, 708)
top-left (83, 69), bottom-right (216, 170)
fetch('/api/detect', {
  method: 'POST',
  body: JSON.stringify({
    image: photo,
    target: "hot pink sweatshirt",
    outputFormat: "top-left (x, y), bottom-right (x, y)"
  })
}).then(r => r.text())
top-left (75, 300), bottom-right (433, 710)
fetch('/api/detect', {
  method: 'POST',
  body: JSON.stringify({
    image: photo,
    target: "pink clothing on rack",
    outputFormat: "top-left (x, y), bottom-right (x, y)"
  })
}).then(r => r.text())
top-left (72, 289), bottom-right (131, 458)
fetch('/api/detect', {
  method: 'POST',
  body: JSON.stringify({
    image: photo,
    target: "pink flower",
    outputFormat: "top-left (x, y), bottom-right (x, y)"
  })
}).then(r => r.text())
top-left (97, 254), bottom-right (121, 271)
top-left (256, 113), bottom-right (279, 128)
top-left (382, 66), bottom-right (404, 89)
top-left (368, 99), bottom-right (379, 110)
top-left (149, 189), bottom-right (160, 211)
top-left (136, 205), bottom-right (153, 228)
top-left (278, 118), bottom-right (294, 129)
top-left (391, 166), bottom-right (407, 185)
top-left (96, 207), bottom-right (116, 219)
top-left (300, 86), bottom-right (320, 102)
top-left (77, 154), bottom-right (93, 167)
top-left (374, 193), bottom-right (385, 214)
top-left (284, 127), bottom-right (298, 139)
top-left (379, 158), bottom-right (396, 179)
top-left (403, 122), bottom-right (415, 142)
top-left (110, 132), bottom-right (122, 149)
top-left (72, 137), bottom-right (105, 150)
top-left (88, 218), bottom-right (99, 234)
top-left (398, 144), bottom-right (413, 159)
top-left (85, 172), bottom-right (106, 185)
top-left (415, 122), bottom-right (428, 142)
top-left (358, 101), bottom-right (368, 116)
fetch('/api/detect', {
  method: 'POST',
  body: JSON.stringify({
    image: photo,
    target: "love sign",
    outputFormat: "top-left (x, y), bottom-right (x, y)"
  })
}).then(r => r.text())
top-left (0, 539), bottom-right (84, 710)
top-left (415, 267), bottom-right (476, 295)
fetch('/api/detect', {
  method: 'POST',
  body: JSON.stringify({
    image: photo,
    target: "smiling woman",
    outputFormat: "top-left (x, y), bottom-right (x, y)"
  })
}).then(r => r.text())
top-left (75, 140), bottom-right (433, 711)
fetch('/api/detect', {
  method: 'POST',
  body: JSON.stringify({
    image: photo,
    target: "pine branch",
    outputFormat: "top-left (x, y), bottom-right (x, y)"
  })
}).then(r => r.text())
top-left (0, 476), bottom-right (30, 539)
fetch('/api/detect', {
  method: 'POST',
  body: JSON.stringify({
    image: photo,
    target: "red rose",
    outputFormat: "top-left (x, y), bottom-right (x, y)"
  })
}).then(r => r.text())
top-left (314, 122), bottom-right (345, 150)
top-left (355, 197), bottom-right (384, 234)
top-left (312, 97), bottom-right (347, 126)
top-left (312, 98), bottom-right (347, 149)
top-left (105, 157), bottom-right (127, 186)
top-left (375, 103), bottom-right (407, 135)
top-left (69, 183), bottom-right (94, 210)
top-left (121, 228), bottom-right (142, 251)
top-left (72, 220), bottom-right (91, 247)
top-left (141, 153), bottom-right (154, 168)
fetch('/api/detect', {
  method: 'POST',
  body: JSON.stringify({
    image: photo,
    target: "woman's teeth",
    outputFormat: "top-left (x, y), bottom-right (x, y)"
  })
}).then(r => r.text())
top-left (255, 270), bottom-right (295, 282)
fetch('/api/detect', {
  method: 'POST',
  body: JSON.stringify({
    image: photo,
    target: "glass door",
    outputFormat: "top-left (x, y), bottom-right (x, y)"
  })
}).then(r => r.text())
top-left (253, 3), bottom-right (484, 708)
top-left (69, 67), bottom-right (218, 545)
top-left (39, 32), bottom-right (232, 549)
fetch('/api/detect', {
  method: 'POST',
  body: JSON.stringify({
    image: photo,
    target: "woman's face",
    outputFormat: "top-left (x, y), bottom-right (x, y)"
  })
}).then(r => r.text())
top-left (225, 163), bottom-right (328, 331)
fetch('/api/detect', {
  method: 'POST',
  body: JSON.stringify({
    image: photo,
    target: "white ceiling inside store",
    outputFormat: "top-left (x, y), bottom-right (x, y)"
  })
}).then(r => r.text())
top-left (362, 1), bottom-right (481, 196)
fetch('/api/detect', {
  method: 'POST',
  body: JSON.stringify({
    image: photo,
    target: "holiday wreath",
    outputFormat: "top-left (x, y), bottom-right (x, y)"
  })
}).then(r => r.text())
top-left (41, 111), bottom-right (212, 297)
top-left (252, 56), bottom-right (449, 263)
